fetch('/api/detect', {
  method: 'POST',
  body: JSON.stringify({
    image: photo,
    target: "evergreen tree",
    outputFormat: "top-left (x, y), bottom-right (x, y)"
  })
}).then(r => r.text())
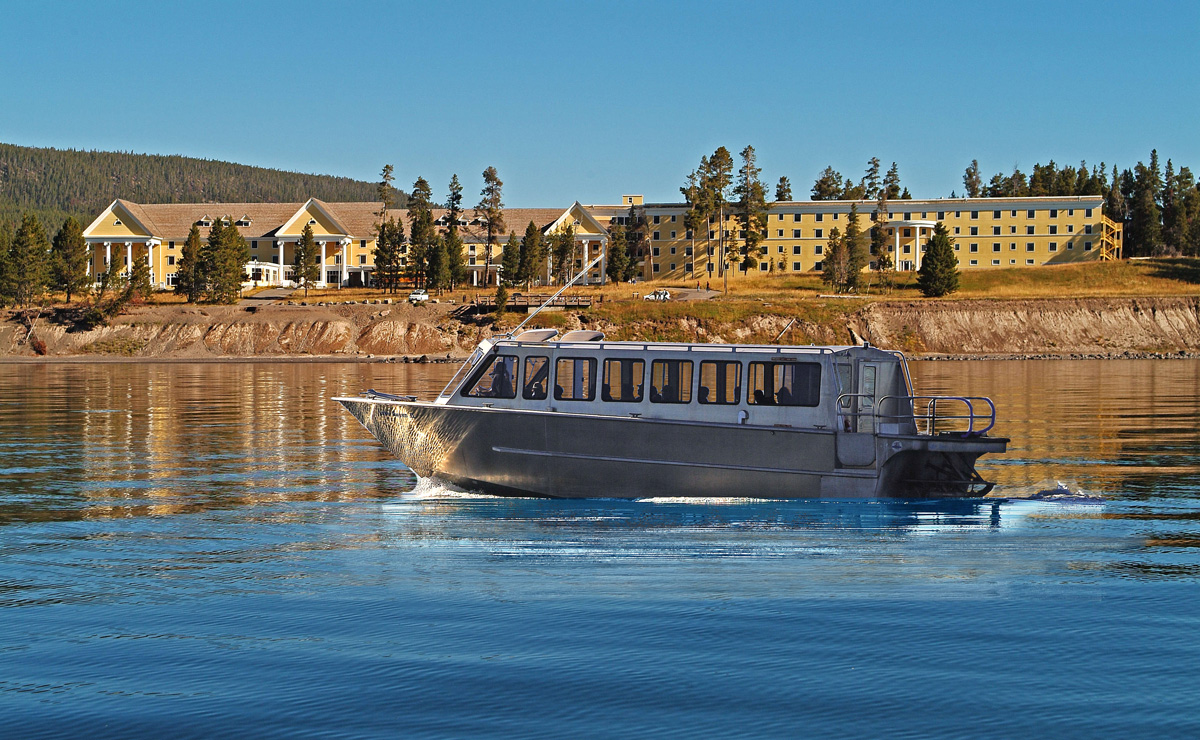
top-left (734, 145), bottom-right (769, 269)
top-left (372, 216), bottom-right (405, 294)
top-left (917, 222), bottom-right (959, 298)
top-left (500, 232), bottom-right (520, 286)
top-left (126, 254), bottom-right (152, 303)
top-left (3, 213), bottom-right (51, 308)
top-left (176, 224), bottom-right (204, 302)
top-left (494, 282), bottom-right (509, 316)
top-left (963, 160), bottom-right (982, 198)
top-left (445, 174), bottom-right (463, 228)
top-left (475, 166), bottom-right (505, 286)
top-left (551, 225), bottom-right (575, 284)
top-left (775, 176), bottom-right (793, 201)
top-left (517, 220), bottom-right (543, 289)
top-left (862, 158), bottom-right (882, 200)
top-left (682, 168), bottom-right (707, 278)
top-left (201, 217), bottom-right (225, 298)
top-left (871, 196), bottom-right (894, 293)
top-left (1129, 156), bottom-right (1164, 257)
top-left (0, 219), bottom-right (12, 307)
top-left (376, 164), bottom-right (395, 217)
top-left (844, 204), bottom-right (867, 292)
top-left (899, 187), bottom-right (912, 199)
top-left (426, 234), bottom-right (448, 292)
top-left (884, 163), bottom-right (903, 199)
top-left (1105, 164), bottom-right (1127, 229)
top-left (50, 216), bottom-right (90, 303)
top-left (605, 223), bottom-right (630, 284)
top-left (407, 177), bottom-right (436, 287)
top-left (444, 228), bottom-right (467, 289)
top-left (201, 217), bottom-right (249, 303)
top-left (821, 227), bottom-right (845, 292)
top-left (705, 147), bottom-right (734, 290)
top-left (292, 223), bottom-right (321, 297)
top-left (811, 166), bottom-right (844, 200)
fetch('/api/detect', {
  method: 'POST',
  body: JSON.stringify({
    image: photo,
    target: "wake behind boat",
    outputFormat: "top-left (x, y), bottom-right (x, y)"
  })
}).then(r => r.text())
top-left (335, 328), bottom-right (1006, 499)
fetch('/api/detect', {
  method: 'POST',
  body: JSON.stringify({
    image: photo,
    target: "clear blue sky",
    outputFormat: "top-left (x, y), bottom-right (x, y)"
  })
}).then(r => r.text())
top-left (2, 0), bottom-right (1197, 205)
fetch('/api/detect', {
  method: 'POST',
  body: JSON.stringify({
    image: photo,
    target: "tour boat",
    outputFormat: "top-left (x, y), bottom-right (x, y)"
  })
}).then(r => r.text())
top-left (336, 256), bottom-right (1006, 499)
top-left (335, 330), bottom-right (1007, 499)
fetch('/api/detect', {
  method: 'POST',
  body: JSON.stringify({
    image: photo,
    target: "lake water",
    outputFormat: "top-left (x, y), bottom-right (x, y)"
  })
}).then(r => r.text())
top-left (1, 359), bottom-right (1199, 738)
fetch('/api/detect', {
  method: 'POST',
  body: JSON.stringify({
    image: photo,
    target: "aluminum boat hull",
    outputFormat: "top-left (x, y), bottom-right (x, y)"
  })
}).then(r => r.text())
top-left (336, 397), bottom-right (1007, 499)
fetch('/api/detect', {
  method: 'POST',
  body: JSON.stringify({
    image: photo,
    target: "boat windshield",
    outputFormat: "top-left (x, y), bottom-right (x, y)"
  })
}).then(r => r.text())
top-left (438, 344), bottom-right (490, 402)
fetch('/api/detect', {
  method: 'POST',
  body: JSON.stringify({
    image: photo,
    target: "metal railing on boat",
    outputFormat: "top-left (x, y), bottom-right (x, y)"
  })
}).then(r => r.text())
top-left (837, 394), bottom-right (997, 437)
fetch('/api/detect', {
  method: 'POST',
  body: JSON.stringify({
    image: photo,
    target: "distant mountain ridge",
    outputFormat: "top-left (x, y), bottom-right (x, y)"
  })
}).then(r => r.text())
top-left (0, 142), bottom-right (405, 227)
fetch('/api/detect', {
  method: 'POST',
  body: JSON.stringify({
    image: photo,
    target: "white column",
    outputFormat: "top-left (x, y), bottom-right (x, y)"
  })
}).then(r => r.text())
top-left (340, 244), bottom-right (347, 287)
top-left (320, 242), bottom-right (327, 286)
top-left (104, 242), bottom-right (112, 272)
top-left (894, 228), bottom-right (900, 271)
top-left (599, 237), bottom-right (608, 285)
top-left (278, 240), bottom-right (285, 285)
top-left (472, 270), bottom-right (478, 287)
top-left (148, 242), bottom-right (155, 286)
top-left (915, 228), bottom-right (922, 271)
top-left (125, 243), bottom-right (132, 276)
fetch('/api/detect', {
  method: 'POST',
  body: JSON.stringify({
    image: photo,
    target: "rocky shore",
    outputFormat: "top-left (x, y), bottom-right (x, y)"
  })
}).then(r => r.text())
top-left (2, 295), bottom-right (1198, 362)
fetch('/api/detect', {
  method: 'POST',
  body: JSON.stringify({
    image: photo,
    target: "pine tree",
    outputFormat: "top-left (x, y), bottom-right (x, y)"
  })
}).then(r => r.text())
top-left (862, 158), bottom-right (882, 200)
top-left (551, 225), bottom-right (575, 284)
top-left (426, 234), bottom-right (448, 292)
top-left (775, 176), bottom-right (793, 201)
top-left (871, 196), bottom-right (894, 293)
top-left (126, 254), bottom-right (152, 303)
top-left (500, 232), bottom-right (520, 287)
top-left (407, 177), bottom-right (436, 287)
top-left (885, 163), bottom-right (903, 200)
top-left (293, 223), bottom-right (320, 297)
top-left (1129, 156), bottom-right (1164, 257)
top-left (377, 164), bottom-right (395, 217)
top-left (206, 217), bottom-right (249, 303)
top-left (734, 145), bottom-right (769, 270)
top-left (917, 222), bottom-right (959, 298)
top-left (494, 282), bottom-right (509, 316)
top-left (372, 216), bottom-right (405, 294)
top-left (444, 228), bottom-right (467, 289)
top-left (811, 166), bottom-right (844, 201)
top-left (3, 213), bottom-right (51, 308)
top-left (0, 219), bottom-right (12, 307)
top-left (475, 166), bottom-right (505, 286)
top-left (821, 227), bottom-right (845, 292)
top-left (176, 225), bottom-right (204, 302)
top-left (605, 223), bottom-right (630, 284)
top-left (50, 216), bottom-right (90, 303)
top-left (844, 204), bottom-right (867, 292)
top-left (706, 148), bottom-right (734, 289)
top-left (516, 220), bottom-right (543, 289)
top-left (963, 160), bottom-right (982, 198)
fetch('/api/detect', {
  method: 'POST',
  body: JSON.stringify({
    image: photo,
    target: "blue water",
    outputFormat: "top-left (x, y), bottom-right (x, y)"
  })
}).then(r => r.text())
top-left (1, 361), bottom-right (1199, 738)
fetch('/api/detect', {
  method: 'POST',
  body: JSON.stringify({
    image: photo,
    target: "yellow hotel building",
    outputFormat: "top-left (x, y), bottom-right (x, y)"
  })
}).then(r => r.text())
top-left (83, 195), bottom-right (1119, 289)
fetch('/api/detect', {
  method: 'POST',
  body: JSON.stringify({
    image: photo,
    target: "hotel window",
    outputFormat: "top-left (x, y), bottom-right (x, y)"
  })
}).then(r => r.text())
top-left (815, 213), bottom-right (823, 222)
top-left (904, 228), bottom-right (912, 237)
top-left (1027, 226), bottom-right (1035, 235)
top-left (554, 357), bottom-right (596, 402)
top-left (1068, 209), bottom-right (1074, 216)
top-left (971, 211), bottom-right (979, 219)
top-left (937, 211), bottom-right (945, 220)
top-left (671, 215), bottom-right (677, 222)
top-left (709, 230), bottom-right (715, 239)
top-left (921, 212), bottom-right (928, 219)
top-left (993, 210), bottom-right (1001, 219)
top-left (1027, 210), bottom-right (1036, 218)
top-left (904, 212), bottom-right (911, 220)
top-left (1085, 224), bottom-right (1092, 234)
top-left (670, 246), bottom-right (676, 254)
top-left (653, 231), bottom-right (660, 240)
top-left (1066, 241), bottom-right (1073, 249)
top-left (652, 247), bottom-right (660, 256)
top-left (954, 227), bottom-right (961, 234)
top-left (993, 243), bottom-right (1001, 252)
top-left (1086, 208), bottom-right (1093, 217)
top-left (469, 257), bottom-right (476, 265)
top-left (1068, 225), bottom-right (1074, 233)
top-left (1049, 243), bottom-right (1057, 252)
top-left (251, 240), bottom-right (258, 249)
top-left (777, 229), bottom-right (784, 237)
top-left (1027, 259), bottom-right (1035, 265)
top-left (685, 246), bottom-right (693, 256)
top-left (1085, 241), bottom-right (1093, 250)
top-left (686, 229), bottom-right (693, 239)
top-left (792, 261), bottom-right (802, 271)
top-left (650, 360), bottom-right (693, 404)
top-left (993, 226), bottom-right (1001, 235)
top-left (748, 361), bottom-right (821, 406)
top-left (792, 245), bottom-right (802, 255)
top-left (791, 229), bottom-right (800, 238)
top-left (653, 216), bottom-right (661, 224)
top-left (992, 259), bottom-right (1000, 265)
top-left (793, 214), bottom-right (801, 222)
top-left (954, 244), bottom-right (960, 251)
top-left (970, 227), bottom-right (978, 236)
top-left (653, 263), bottom-right (660, 272)
top-left (970, 243), bottom-right (979, 252)
top-left (671, 231), bottom-right (677, 239)
top-left (168, 241), bottom-right (175, 249)
top-left (1010, 259), bottom-right (1016, 264)
top-left (167, 255), bottom-right (176, 265)
top-left (1010, 243), bottom-right (1016, 250)
top-left (334, 255), bottom-right (341, 264)
top-left (814, 245), bottom-right (823, 255)
top-left (670, 263), bottom-right (676, 271)
top-left (970, 259), bottom-right (978, 265)
top-left (1026, 242), bottom-right (1034, 251)
top-left (1049, 209), bottom-right (1058, 218)
top-left (1011, 210), bottom-right (1017, 217)
top-left (359, 255), bottom-right (367, 264)
top-left (814, 261), bottom-right (823, 270)
top-left (166, 273), bottom-right (178, 286)
top-left (955, 211), bottom-right (961, 218)
top-left (1010, 226), bottom-right (1017, 234)
top-left (815, 229), bottom-right (823, 238)
top-left (833, 213), bottom-right (839, 220)
top-left (685, 262), bottom-right (693, 272)
top-left (777, 245), bottom-right (784, 253)
top-left (903, 245), bottom-right (911, 253)
top-left (1049, 225), bottom-right (1058, 235)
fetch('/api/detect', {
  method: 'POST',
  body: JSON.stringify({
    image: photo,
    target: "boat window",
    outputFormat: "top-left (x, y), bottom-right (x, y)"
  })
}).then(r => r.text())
top-left (748, 361), bottom-right (821, 406)
top-left (463, 354), bottom-right (518, 399)
top-left (523, 356), bottom-right (550, 400)
top-left (554, 357), bottom-right (596, 401)
top-left (698, 360), bottom-right (741, 405)
top-left (602, 358), bottom-right (645, 403)
top-left (650, 360), bottom-right (693, 404)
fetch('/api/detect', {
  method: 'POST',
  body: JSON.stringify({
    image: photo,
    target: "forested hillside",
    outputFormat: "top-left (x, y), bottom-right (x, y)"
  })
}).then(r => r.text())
top-left (0, 142), bottom-right (405, 226)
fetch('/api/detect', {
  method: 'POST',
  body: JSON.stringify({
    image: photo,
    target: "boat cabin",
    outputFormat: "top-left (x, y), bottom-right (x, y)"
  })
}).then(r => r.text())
top-left (436, 330), bottom-right (916, 434)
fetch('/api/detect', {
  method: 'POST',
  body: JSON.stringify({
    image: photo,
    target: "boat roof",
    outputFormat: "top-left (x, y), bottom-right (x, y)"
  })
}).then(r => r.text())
top-left (489, 330), bottom-right (895, 358)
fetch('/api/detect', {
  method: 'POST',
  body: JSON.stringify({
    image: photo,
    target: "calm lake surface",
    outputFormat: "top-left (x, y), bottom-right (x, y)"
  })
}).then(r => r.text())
top-left (2, 359), bottom-right (1199, 738)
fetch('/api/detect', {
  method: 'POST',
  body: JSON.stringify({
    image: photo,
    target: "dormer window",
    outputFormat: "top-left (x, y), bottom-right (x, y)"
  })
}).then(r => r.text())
top-left (235, 215), bottom-right (252, 227)
top-left (198, 215), bottom-right (213, 227)
top-left (220, 217), bottom-right (231, 226)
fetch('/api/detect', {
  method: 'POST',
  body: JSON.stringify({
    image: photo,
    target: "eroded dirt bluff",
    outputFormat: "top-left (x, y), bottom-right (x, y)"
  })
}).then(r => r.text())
top-left (2, 296), bottom-right (1199, 359)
